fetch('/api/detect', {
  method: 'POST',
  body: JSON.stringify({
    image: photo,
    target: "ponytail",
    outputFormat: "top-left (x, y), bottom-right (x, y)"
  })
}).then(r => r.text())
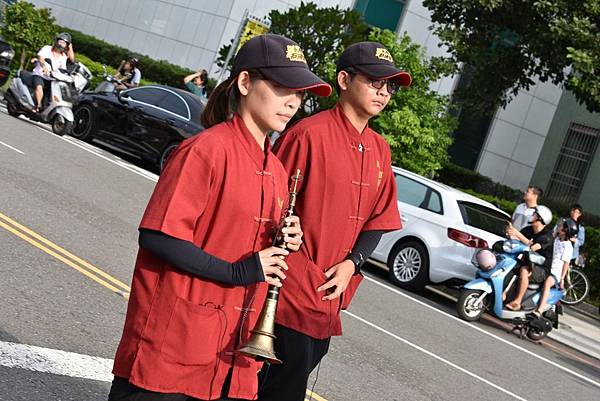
top-left (201, 77), bottom-right (238, 128)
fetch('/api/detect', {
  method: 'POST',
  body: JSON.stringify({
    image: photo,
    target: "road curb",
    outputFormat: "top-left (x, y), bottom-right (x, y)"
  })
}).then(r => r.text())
top-left (568, 302), bottom-right (600, 321)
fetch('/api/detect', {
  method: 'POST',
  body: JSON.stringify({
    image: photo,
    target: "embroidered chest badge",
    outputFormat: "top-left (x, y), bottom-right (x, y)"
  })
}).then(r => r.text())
top-left (375, 48), bottom-right (393, 63)
top-left (286, 45), bottom-right (307, 64)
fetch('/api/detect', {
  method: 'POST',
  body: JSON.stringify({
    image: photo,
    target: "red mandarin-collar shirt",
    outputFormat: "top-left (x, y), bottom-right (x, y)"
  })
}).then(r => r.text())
top-left (273, 104), bottom-right (402, 339)
top-left (112, 114), bottom-right (289, 400)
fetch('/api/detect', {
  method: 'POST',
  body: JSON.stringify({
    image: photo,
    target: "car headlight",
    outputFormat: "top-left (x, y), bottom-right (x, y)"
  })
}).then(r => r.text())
top-left (0, 49), bottom-right (15, 59)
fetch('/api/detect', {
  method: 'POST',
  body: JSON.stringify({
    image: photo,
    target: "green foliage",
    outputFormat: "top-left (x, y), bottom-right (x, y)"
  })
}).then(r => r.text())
top-left (61, 27), bottom-right (194, 89)
top-left (366, 29), bottom-right (457, 176)
top-left (424, 0), bottom-right (600, 115)
top-left (216, 1), bottom-right (370, 115)
top-left (0, 1), bottom-right (57, 69)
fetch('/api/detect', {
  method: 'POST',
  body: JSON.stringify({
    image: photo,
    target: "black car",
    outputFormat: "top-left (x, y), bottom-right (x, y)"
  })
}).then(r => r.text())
top-left (71, 85), bottom-right (205, 171)
top-left (0, 38), bottom-right (14, 87)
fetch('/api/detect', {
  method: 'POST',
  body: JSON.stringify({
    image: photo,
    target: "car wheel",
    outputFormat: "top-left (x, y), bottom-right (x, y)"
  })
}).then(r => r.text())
top-left (456, 289), bottom-right (486, 321)
top-left (52, 114), bottom-right (72, 136)
top-left (159, 142), bottom-right (179, 173)
top-left (71, 104), bottom-right (96, 141)
top-left (387, 240), bottom-right (429, 291)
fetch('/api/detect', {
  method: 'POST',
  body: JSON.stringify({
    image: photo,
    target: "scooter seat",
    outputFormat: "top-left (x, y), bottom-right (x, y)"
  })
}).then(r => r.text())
top-left (18, 70), bottom-right (34, 80)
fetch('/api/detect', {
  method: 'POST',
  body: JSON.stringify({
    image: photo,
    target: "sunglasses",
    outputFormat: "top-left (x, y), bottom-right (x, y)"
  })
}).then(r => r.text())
top-left (344, 69), bottom-right (401, 95)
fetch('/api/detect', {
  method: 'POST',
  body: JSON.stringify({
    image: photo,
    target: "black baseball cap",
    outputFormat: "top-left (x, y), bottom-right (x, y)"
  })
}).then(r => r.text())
top-left (231, 34), bottom-right (332, 97)
top-left (337, 42), bottom-right (412, 87)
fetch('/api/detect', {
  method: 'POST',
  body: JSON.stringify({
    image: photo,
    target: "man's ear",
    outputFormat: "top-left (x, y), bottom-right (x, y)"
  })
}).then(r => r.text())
top-left (337, 71), bottom-right (351, 92)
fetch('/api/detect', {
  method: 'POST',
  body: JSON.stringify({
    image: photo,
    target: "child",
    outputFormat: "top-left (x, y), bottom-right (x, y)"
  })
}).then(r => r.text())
top-left (534, 218), bottom-right (578, 316)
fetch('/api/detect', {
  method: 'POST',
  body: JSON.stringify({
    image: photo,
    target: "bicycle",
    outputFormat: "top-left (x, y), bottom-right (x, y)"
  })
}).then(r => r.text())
top-left (562, 254), bottom-right (590, 305)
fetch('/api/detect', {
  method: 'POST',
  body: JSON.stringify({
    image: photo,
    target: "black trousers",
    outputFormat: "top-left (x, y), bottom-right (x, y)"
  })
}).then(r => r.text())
top-left (257, 324), bottom-right (330, 401)
top-left (108, 376), bottom-right (237, 401)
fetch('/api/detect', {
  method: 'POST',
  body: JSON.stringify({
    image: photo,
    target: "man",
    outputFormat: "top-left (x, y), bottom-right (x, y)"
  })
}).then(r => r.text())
top-left (29, 32), bottom-right (74, 112)
top-left (505, 205), bottom-right (554, 311)
top-left (259, 42), bottom-right (410, 401)
top-left (183, 68), bottom-right (208, 102)
top-left (511, 186), bottom-right (543, 231)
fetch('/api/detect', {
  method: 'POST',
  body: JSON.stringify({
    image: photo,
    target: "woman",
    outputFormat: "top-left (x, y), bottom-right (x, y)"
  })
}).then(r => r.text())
top-left (108, 34), bottom-right (331, 401)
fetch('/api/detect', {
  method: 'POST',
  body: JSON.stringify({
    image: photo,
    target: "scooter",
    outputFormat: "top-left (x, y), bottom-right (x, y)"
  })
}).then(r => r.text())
top-left (3, 58), bottom-right (92, 135)
top-left (93, 65), bottom-right (125, 93)
top-left (456, 240), bottom-right (563, 340)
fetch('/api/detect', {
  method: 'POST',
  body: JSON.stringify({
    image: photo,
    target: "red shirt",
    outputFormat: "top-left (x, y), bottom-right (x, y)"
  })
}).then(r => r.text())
top-left (112, 114), bottom-right (289, 400)
top-left (273, 104), bottom-right (401, 339)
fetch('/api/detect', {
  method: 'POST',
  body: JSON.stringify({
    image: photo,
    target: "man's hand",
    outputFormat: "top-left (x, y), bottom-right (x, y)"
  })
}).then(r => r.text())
top-left (506, 222), bottom-right (518, 239)
top-left (317, 260), bottom-right (355, 301)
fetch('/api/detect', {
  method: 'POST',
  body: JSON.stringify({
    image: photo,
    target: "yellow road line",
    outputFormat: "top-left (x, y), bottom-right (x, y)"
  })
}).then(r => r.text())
top-left (0, 212), bottom-right (130, 292)
top-left (306, 389), bottom-right (328, 401)
top-left (1, 213), bottom-right (330, 399)
top-left (0, 219), bottom-right (129, 300)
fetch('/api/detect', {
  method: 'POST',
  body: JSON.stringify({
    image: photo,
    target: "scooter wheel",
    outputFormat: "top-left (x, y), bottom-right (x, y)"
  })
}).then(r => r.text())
top-left (457, 289), bottom-right (486, 321)
top-left (526, 328), bottom-right (547, 341)
top-left (52, 115), bottom-right (72, 136)
top-left (6, 101), bottom-right (21, 118)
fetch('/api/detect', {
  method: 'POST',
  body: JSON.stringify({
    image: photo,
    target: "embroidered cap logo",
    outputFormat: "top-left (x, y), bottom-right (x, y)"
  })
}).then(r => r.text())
top-left (375, 48), bottom-right (393, 63)
top-left (286, 45), bottom-right (307, 64)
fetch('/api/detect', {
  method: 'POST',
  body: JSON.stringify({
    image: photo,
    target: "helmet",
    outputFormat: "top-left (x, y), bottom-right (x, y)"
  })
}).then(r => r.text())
top-left (473, 249), bottom-right (497, 271)
top-left (562, 217), bottom-right (579, 238)
top-left (55, 32), bottom-right (72, 44)
top-left (534, 205), bottom-right (552, 226)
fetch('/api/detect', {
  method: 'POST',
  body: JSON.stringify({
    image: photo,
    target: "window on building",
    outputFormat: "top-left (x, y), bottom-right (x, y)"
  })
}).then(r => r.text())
top-left (546, 123), bottom-right (600, 203)
top-left (354, 0), bottom-right (406, 31)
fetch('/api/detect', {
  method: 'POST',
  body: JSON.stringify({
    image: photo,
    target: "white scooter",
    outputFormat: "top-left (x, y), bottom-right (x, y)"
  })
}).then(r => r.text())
top-left (4, 59), bottom-right (92, 135)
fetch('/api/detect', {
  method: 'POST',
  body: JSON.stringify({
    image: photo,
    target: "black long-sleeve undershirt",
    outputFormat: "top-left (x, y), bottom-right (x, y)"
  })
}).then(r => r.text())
top-left (138, 229), bottom-right (264, 286)
top-left (349, 230), bottom-right (384, 273)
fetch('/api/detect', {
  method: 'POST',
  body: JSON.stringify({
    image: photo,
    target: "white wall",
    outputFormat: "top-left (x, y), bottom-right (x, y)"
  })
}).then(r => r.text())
top-left (31, 0), bottom-right (353, 75)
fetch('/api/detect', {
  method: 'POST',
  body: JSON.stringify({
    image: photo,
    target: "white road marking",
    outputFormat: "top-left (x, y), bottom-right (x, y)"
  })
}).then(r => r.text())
top-left (344, 311), bottom-right (528, 400)
top-left (0, 140), bottom-right (24, 154)
top-left (0, 340), bottom-right (112, 382)
top-left (356, 275), bottom-right (600, 389)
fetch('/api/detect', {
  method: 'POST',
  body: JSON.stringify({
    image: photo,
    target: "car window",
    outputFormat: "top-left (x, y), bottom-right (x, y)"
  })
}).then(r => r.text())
top-left (155, 91), bottom-right (189, 119)
top-left (395, 173), bottom-right (443, 214)
top-left (122, 87), bottom-right (189, 120)
top-left (122, 87), bottom-right (162, 104)
top-left (458, 201), bottom-right (509, 237)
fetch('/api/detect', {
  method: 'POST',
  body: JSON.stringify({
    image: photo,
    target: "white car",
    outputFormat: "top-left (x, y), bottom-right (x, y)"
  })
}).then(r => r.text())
top-left (370, 167), bottom-right (511, 291)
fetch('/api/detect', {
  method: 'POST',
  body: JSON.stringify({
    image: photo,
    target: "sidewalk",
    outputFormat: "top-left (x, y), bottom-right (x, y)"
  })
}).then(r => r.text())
top-left (548, 305), bottom-right (600, 361)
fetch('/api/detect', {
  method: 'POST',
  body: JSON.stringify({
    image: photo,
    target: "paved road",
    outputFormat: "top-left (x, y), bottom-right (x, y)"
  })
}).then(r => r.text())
top-left (1, 109), bottom-right (599, 401)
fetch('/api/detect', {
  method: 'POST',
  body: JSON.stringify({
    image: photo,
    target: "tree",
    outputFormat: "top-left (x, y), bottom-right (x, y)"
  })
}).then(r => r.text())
top-left (0, 1), bottom-right (56, 70)
top-left (216, 1), bottom-right (369, 115)
top-left (359, 29), bottom-right (457, 176)
top-left (424, 0), bottom-right (600, 115)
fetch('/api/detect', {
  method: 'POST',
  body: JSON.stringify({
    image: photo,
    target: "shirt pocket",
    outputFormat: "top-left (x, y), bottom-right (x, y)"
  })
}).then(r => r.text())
top-left (160, 297), bottom-right (225, 366)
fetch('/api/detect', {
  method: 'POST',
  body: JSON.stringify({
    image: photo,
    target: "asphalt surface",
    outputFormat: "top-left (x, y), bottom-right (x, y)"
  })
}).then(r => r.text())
top-left (1, 108), bottom-right (599, 401)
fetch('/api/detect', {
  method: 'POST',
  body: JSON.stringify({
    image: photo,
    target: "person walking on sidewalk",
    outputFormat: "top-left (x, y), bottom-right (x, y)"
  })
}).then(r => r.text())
top-left (107, 34), bottom-right (331, 401)
top-left (258, 41), bottom-right (410, 401)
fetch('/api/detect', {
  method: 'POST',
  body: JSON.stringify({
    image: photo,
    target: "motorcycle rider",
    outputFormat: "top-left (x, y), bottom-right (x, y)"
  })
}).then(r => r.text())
top-left (534, 218), bottom-right (578, 317)
top-left (505, 205), bottom-right (554, 311)
top-left (28, 32), bottom-right (75, 112)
